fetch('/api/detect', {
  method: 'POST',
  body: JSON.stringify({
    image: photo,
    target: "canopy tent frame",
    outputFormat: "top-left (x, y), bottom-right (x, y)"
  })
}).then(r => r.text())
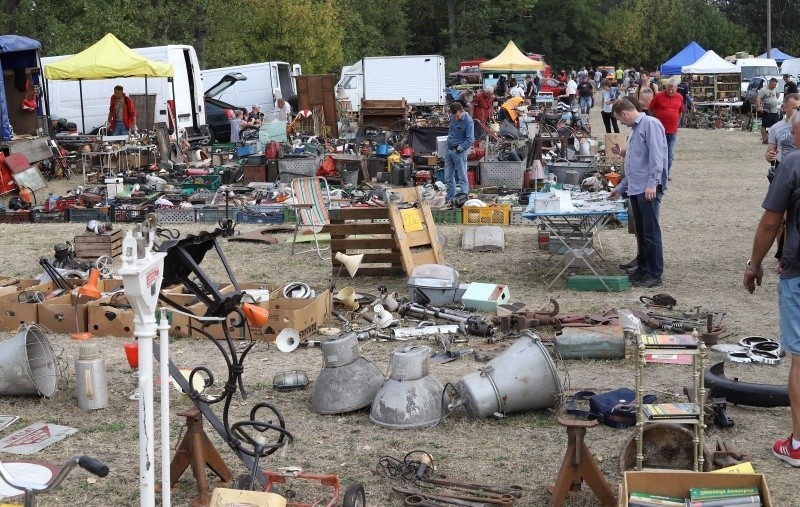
top-left (43, 33), bottom-right (174, 134)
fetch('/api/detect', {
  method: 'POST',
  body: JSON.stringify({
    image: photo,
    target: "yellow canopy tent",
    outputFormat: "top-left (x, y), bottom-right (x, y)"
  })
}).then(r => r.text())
top-left (479, 41), bottom-right (545, 72)
top-left (43, 33), bottom-right (174, 133)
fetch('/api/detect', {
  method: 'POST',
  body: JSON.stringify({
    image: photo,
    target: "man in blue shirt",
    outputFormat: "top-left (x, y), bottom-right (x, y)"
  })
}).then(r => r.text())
top-left (444, 102), bottom-right (474, 203)
top-left (609, 98), bottom-right (669, 288)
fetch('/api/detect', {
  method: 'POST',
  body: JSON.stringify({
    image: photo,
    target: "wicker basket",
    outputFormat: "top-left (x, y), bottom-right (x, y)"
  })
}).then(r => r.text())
top-left (278, 156), bottom-right (321, 177)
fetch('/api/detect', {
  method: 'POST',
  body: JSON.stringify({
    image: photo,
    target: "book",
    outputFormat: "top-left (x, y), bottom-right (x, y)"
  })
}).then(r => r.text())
top-left (642, 402), bottom-right (701, 420)
top-left (688, 499), bottom-right (761, 507)
top-left (640, 334), bottom-right (698, 349)
top-left (689, 486), bottom-right (759, 500)
top-left (628, 491), bottom-right (686, 506)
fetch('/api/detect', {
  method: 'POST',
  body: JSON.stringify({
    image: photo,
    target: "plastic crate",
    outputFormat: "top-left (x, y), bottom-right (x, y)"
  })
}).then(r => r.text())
top-left (567, 275), bottom-right (629, 292)
top-left (278, 156), bottom-right (321, 177)
top-left (431, 209), bottom-right (462, 224)
top-left (236, 205), bottom-right (284, 224)
top-left (30, 210), bottom-right (67, 223)
top-left (111, 205), bottom-right (154, 223)
top-left (68, 207), bottom-right (110, 223)
top-left (282, 207), bottom-right (296, 223)
top-left (0, 212), bottom-right (30, 224)
top-left (511, 206), bottom-right (537, 226)
top-left (462, 204), bottom-right (511, 226)
top-left (155, 207), bottom-right (195, 224)
top-left (479, 160), bottom-right (526, 188)
top-left (194, 206), bottom-right (241, 223)
top-left (211, 143), bottom-right (235, 153)
top-left (182, 174), bottom-right (222, 193)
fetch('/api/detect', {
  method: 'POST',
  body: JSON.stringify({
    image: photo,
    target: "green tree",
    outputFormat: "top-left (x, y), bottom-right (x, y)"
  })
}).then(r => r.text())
top-left (522, 0), bottom-right (603, 71)
top-left (339, 0), bottom-right (409, 65)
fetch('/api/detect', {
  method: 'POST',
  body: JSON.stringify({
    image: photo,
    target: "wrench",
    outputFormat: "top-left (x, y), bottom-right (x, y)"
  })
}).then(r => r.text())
top-left (403, 493), bottom-right (489, 507)
top-left (419, 477), bottom-right (525, 498)
top-left (404, 495), bottom-right (460, 507)
top-left (393, 486), bottom-right (514, 506)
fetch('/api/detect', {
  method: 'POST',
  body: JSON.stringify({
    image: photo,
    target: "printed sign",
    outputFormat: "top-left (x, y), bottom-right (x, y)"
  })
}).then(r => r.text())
top-left (0, 423), bottom-right (77, 455)
top-left (400, 208), bottom-right (423, 232)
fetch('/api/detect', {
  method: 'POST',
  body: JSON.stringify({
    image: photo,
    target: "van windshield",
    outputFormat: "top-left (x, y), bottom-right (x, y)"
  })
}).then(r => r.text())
top-left (741, 66), bottom-right (779, 80)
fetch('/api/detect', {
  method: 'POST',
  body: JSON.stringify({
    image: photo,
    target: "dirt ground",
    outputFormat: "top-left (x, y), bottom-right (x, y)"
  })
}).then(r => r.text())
top-left (0, 109), bottom-right (793, 507)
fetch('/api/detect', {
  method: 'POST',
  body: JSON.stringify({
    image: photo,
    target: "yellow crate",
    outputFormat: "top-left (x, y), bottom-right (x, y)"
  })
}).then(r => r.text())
top-left (462, 203), bottom-right (511, 226)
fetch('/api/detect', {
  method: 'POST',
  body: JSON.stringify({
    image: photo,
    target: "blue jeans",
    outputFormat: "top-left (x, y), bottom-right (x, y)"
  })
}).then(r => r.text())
top-left (112, 122), bottom-right (129, 135)
top-left (665, 133), bottom-right (677, 173)
top-left (630, 191), bottom-right (663, 278)
top-left (779, 277), bottom-right (800, 355)
top-left (579, 96), bottom-right (592, 114)
top-left (444, 148), bottom-right (469, 201)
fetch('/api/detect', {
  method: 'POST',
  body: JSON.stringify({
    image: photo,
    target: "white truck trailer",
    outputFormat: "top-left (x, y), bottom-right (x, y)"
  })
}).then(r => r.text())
top-left (336, 55), bottom-right (446, 113)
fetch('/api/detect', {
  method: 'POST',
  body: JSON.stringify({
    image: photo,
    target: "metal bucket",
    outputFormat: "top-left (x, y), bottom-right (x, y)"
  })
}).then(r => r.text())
top-left (554, 326), bottom-right (625, 359)
top-left (0, 325), bottom-right (58, 397)
top-left (547, 159), bottom-right (596, 184)
top-left (455, 331), bottom-right (562, 418)
top-left (340, 166), bottom-right (359, 186)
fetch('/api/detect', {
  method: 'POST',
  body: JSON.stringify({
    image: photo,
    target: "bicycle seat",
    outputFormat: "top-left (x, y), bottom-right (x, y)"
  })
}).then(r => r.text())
top-left (544, 113), bottom-right (562, 122)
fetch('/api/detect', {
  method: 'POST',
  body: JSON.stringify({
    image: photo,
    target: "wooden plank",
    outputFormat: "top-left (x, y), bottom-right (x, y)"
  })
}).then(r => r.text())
top-left (332, 252), bottom-right (401, 264)
top-left (386, 187), bottom-right (444, 275)
top-left (330, 238), bottom-right (398, 250)
top-left (419, 200), bottom-right (444, 264)
top-left (411, 250), bottom-right (437, 266)
top-left (331, 266), bottom-right (403, 277)
top-left (328, 207), bottom-right (389, 221)
top-left (329, 223), bottom-right (393, 236)
top-left (405, 229), bottom-right (434, 248)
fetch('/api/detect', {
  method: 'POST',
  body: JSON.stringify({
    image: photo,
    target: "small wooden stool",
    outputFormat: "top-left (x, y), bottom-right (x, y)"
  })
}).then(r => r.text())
top-left (547, 417), bottom-right (616, 507)
top-left (169, 407), bottom-right (234, 507)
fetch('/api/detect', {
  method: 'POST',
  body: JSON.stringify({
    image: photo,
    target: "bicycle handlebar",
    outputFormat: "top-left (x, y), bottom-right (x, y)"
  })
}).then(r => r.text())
top-left (78, 456), bottom-right (109, 477)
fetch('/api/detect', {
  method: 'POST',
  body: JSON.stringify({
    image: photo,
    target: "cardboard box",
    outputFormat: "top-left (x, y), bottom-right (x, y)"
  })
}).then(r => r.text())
top-left (461, 283), bottom-right (510, 314)
top-left (620, 471), bottom-right (772, 507)
top-left (87, 297), bottom-right (135, 337)
top-left (263, 287), bottom-right (331, 342)
top-left (37, 293), bottom-right (89, 334)
top-left (0, 281), bottom-right (58, 331)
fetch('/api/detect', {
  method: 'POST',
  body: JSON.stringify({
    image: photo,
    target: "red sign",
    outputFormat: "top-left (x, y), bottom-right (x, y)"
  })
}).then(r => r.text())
top-left (146, 267), bottom-right (160, 288)
top-left (3, 425), bottom-right (51, 448)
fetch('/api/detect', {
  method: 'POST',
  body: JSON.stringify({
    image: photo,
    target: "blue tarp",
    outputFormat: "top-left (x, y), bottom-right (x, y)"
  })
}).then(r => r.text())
top-left (660, 41), bottom-right (706, 76)
top-left (757, 48), bottom-right (795, 63)
top-left (0, 35), bottom-right (42, 141)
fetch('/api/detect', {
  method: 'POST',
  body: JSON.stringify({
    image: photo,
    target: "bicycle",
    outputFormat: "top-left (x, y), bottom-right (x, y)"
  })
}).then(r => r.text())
top-left (0, 455), bottom-right (108, 507)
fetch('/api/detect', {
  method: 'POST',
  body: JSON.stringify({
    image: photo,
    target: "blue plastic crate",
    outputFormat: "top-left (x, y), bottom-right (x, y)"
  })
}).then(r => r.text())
top-left (194, 206), bottom-right (241, 223)
top-left (68, 207), bottom-right (109, 223)
top-left (236, 205), bottom-right (284, 224)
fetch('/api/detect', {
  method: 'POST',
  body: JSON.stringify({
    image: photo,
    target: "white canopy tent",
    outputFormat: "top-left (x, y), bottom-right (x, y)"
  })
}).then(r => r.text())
top-left (681, 50), bottom-right (740, 75)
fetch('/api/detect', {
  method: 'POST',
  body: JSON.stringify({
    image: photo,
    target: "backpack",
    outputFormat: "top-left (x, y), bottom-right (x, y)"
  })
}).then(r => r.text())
top-left (567, 388), bottom-right (656, 429)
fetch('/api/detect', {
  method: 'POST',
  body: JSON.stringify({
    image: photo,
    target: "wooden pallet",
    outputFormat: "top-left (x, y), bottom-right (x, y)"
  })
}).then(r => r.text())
top-left (329, 187), bottom-right (444, 277)
top-left (74, 229), bottom-right (123, 262)
top-left (329, 207), bottom-right (403, 277)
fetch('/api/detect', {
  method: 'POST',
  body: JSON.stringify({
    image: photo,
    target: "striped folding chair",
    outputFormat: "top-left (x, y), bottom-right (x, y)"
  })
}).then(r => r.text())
top-left (290, 176), bottom-right (331, 260)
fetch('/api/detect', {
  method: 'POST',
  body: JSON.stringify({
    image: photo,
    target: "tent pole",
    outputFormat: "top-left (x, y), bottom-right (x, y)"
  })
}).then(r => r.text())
top-left (79, 79), bottom-right (86, 134)
top-left (144, 77), bottom-right (148, 132)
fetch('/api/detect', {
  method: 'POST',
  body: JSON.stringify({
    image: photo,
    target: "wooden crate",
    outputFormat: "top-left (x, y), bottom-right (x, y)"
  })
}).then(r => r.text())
top-left (73, 229), bottom-right (123, 262)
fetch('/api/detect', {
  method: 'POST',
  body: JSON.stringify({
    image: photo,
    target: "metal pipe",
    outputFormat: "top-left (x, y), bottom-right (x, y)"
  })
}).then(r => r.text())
top-left (158, 310), bottom-right (171, 507)
top-left (392, 325), bottom-right (460, 340)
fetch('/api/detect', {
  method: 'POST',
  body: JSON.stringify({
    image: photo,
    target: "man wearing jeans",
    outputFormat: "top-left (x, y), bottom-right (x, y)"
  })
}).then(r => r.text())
top-left (107, 85), bottom-right (136, 135)
top-left (443, 102), bottom-right (474, 204)
top-left (744, 112), bottom-right (800, 467)
top-left (649, 77), bottom-right (684, 178)
top-left (609, 99), bottom-right (668, 288)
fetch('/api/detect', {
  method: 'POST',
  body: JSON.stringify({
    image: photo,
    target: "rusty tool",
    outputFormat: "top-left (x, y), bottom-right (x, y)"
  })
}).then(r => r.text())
top-left (404, 494), bottom-right (478, 507)
top-left (393, 486), bottom-right (514, 506)
top-left (419, 477), bottom-right (524, 498)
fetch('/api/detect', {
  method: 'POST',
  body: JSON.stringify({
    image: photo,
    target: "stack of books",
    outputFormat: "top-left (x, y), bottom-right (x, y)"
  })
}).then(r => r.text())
top-left (628, 486), bottom-right (762, 506)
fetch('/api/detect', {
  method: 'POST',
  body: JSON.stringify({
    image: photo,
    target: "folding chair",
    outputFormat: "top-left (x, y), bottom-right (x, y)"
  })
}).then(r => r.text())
top-left (290, 176), bottom-right (331, 260)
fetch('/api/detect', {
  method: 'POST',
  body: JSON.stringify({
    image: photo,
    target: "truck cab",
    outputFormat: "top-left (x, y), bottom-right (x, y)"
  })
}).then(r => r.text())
top-left (736, 58), bottom-right (780, 97)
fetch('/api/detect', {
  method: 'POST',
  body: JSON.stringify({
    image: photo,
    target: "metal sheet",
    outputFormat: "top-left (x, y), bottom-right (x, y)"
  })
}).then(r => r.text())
top-left (461, 226), bottom-right (504, 252)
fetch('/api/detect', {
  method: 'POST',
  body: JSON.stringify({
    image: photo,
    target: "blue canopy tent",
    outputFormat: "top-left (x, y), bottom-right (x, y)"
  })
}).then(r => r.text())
top-left (660, 41), bottom-right (706, 76)
top-left (757, 48), bottom-right (795, 63)
top-left (0, 35), bottom-right (44, 142)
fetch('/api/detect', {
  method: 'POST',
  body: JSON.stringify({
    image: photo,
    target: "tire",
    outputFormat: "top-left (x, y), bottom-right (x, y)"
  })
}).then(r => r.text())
top-left (459, 76), bottom-right (468, 84)
top-left (342, 483), bottom-right (366, 507)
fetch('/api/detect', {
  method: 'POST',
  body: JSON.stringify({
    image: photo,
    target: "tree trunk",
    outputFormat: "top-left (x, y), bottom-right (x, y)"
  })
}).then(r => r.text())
top-left (446, 0), bottom-right (457, 53)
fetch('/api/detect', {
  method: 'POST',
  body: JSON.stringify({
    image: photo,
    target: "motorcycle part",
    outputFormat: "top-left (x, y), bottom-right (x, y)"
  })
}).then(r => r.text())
top-left (726, 351), bottom-right (752, 364)
top-left (747, 349), bottom-right (780, 365)
top-left (739, 336), bottom-right (770, 349)
top-left (704, 362), bottom-right (789, 407)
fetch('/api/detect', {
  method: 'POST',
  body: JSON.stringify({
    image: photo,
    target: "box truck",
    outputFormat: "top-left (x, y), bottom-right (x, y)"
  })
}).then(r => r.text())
top-left (42, 45), bottom-right (211, 143)
top-left (336, 55), bottom-right (446, 113)
top-left (200, 61), bottom-right (301, 120)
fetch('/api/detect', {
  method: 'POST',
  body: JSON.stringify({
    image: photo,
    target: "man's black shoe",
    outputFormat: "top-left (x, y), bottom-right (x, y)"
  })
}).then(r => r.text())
top-left (619, 258), bottom-right (638, 270)
top-left (623, 265), bottom-right (642, 275)
top-left (631, 276), bottom-right (662, 288)
top-left (627, 269), bottom-right (646, 282)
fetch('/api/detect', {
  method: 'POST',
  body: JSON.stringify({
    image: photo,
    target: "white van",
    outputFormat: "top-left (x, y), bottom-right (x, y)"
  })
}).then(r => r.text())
top-left (781, 58), bottom-right (800, 79)
top-left (42, 45), bottom-right (210, 142)
top-left (736, 58), bottom-right (780, 96)
top-left (200, 62), bottom-right (301, 120)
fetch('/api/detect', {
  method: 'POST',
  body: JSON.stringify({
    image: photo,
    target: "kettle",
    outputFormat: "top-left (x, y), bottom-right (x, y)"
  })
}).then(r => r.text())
top-left (578, 139), bottom-right (592, 156)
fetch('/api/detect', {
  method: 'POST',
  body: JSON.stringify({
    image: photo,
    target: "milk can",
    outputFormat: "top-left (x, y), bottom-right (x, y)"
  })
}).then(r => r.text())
top-left (75, 343), bottom-right (109, 410)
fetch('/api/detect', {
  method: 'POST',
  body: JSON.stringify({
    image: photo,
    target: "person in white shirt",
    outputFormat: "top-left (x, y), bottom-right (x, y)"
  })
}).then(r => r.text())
top-left (566, 78), bottom-right (578, 106)
top-left (509, 78), bottom-right (525, 98)
top-left (275, 98), bottom-right (292, 122)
